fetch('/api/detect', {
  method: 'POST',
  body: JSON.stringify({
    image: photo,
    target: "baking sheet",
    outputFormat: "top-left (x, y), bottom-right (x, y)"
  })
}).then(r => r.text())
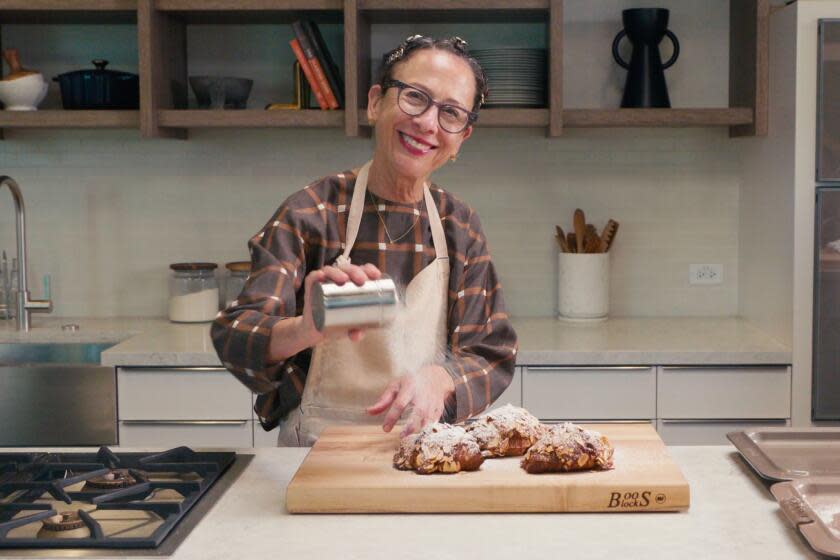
top-left (727, 428), bottom-right (840, 481)
top-left (772, 477), bottom-right (840, 558)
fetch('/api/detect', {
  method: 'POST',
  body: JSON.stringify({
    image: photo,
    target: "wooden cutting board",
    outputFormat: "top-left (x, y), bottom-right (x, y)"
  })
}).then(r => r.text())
top-left (286, 423), bottom-right (690, 513)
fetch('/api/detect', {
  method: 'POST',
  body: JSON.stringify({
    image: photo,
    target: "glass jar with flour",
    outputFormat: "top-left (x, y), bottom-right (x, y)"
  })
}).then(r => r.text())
top-left (168, 263), bottom-right (219, 323)
top-left (223, 261), bottom-right (251, 309)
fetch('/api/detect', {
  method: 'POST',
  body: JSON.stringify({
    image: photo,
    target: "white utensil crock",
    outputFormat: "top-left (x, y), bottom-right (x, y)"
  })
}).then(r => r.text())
top-left (557, 252), bottom-right (609, 322)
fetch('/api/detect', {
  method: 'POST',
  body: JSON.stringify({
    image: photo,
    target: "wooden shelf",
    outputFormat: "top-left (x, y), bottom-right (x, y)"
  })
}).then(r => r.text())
top-left (0, 111), bottom-right (139, 128)
top-left (0, 0), bottom-right (768, 138)
top-left (563, 108), bottom-right (754, 128)
top-left (158, 109), bottom-right (343, 128)
top-left (155, 0), bottom-right (341, 24)
top-left (358, 1), bottom-right (548, 24)
top-left (0, 1), bottom-right (136, 23)
top-left (157, 0), bottom-right (341, 8)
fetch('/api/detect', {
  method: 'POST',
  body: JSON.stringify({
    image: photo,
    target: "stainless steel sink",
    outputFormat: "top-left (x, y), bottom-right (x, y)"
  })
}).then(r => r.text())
top-left (0, 342), bottom-right (113, 365)
top-left (0, 342), bottom-right (118, 446)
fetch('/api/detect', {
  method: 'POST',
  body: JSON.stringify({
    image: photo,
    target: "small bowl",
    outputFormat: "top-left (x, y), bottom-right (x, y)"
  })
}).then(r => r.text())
top-left (0, 73), bottom-right (48, 111)
top-left (189, 76), bottom-right (253, 109)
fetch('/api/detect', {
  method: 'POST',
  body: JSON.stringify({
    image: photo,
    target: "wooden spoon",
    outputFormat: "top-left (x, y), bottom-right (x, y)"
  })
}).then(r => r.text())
top-left (567, 232), bottom-right (577, 253)
top-left (584, 224), bottom-right (601, 253)
top-left (573, 208), bottom-right (586, 254)
top-left (2, 49), bottom-right (37, 81)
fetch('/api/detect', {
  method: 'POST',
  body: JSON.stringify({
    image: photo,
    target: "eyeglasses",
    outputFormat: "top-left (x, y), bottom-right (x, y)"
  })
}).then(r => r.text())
top-left (382, 79), bottom-right (478, 134)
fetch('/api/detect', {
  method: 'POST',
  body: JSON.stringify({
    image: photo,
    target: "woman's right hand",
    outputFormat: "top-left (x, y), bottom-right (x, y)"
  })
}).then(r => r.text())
top-left (266, 262), bottom-right (382, 365)
top-left (300, 262), bottom-right (383, 344)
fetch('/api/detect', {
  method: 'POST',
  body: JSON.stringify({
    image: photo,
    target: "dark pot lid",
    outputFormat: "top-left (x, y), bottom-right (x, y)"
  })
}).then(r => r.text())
top-left (170, 262), bottom-right (218, 271)
top-left (53, 59), bottom-right (138, 80)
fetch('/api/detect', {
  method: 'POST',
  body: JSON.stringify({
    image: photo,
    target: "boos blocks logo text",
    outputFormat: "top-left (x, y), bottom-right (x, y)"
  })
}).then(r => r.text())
top-left (607, 490), bottom-right (668, 509)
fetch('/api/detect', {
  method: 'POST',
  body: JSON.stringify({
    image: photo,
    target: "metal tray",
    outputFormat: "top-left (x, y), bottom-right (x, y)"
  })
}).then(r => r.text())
top-left (772, 478), bottom-right (840, 558)
top-left (727, 428), bottom-right (840, 481)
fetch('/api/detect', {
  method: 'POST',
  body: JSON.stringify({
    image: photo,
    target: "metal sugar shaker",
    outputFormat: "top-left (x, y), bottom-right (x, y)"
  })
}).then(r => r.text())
top-left (311, 275), bottom-right (399, 331)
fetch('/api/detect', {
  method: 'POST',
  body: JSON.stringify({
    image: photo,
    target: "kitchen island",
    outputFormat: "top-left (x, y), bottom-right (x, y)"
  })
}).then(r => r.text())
top-left (0, 445), bottom-right (822, 559)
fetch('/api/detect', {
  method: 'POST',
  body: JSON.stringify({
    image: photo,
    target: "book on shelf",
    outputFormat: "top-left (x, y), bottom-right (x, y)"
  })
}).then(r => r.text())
top-left (291, 20), bottom-right (338, 110)
top-left (289, 37), bottom-right (328, 110)
top-left (302, 20), bottom-right (344, 109)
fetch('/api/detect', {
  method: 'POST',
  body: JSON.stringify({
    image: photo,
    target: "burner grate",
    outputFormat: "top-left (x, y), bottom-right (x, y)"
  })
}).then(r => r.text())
top-left (0, 447), bottom-right (234, 549)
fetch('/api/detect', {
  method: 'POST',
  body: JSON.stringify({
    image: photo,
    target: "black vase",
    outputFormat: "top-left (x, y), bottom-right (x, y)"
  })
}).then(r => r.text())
top-left (612, 8), bottom-right (680, 108)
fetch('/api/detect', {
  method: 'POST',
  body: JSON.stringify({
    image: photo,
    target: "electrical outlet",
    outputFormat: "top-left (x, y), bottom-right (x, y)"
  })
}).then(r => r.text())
top-left (689, 264), bottom-right (723, 285)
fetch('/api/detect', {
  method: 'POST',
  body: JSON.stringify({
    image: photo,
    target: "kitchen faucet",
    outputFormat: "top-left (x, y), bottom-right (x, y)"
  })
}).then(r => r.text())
top-left (0, 176), bottom-right (51, 331)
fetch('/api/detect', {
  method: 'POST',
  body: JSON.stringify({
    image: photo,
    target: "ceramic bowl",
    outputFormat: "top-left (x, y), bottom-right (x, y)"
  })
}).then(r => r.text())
top-left (0, 73), bottom-right (48, 111)
top-left (189, 76), bottom-right (253, 109)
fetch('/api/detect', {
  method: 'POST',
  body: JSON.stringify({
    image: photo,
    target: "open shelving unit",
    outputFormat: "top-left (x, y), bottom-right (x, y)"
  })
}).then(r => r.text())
top-left (0, 0), bottom-right (768, 139)
top-left (0, 0), bottom-right (139, 136)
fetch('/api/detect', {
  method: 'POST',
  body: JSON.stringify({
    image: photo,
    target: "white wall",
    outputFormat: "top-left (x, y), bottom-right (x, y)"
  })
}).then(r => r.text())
top-left (738, 7), bottom-right (797, 349)
top-left (0, 127), bottom-right (741, 318)
top-left (0, 1), bottom-right (746, 319)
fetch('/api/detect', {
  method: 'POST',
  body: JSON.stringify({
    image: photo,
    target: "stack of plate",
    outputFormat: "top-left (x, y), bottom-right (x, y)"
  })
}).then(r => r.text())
top-left (471, 48), bottom-right (547, 108)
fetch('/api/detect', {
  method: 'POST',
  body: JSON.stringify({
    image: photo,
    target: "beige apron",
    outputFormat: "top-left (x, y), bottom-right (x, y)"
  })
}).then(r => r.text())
top-left (277, 160), bottom-right (450, 446)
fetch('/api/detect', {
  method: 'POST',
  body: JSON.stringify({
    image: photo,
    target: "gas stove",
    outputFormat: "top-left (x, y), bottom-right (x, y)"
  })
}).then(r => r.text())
top-left (0, 446), bottom-right (251, 556)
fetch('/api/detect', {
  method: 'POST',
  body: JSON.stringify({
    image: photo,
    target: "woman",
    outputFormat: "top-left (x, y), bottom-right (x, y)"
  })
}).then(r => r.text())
top-left (212, 35), bottom-right (518, 446)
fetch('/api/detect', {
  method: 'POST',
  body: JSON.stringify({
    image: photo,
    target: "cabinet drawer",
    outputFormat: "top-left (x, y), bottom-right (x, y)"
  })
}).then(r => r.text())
top-left (118, 367), bottom-right (252, 420)
top-left (522, 366), bottom-right (655, 420)
top-left (492, 367), bottom-right (522, 408)
top-left (656, 419), bottom-right (790, 446)
top-left (657, 366), bottom-right (791, 419)
top-left (119, 420), bottom-right (253, 448)
top-left (254, 422), bottom-right (279, 447)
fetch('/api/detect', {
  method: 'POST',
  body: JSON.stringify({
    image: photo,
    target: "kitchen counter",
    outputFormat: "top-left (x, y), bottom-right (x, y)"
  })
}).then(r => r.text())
top-left (0, 316), bottom-right (792, 367)
top-left (514, 316), bottom-right (792, 365)
top-left (0, 446), bottom-right (822, 559)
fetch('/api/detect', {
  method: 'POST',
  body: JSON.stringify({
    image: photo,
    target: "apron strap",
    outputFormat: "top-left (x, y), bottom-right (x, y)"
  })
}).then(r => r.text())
top-left (335, 160), bottom-right (372, 267)
top-left (424, 185), bottom-right (448, 260)
top-left (337, 160), bottom-right (448, 265)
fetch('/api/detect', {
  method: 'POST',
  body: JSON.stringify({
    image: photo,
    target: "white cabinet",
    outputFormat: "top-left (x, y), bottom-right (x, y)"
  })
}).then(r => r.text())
top-left (657, 366), bottom-right (791, 419)
top-left (117, 367), bottom-right (254, 447)
top-left (656, 419), bottom-right (790, 445)
top-left (254, 422), bottom-right (279, 447)
top-left (119, 420), bottom-right (253, 448)
top-left (656, 365), bottom-right (791, 445)
top-left (522, 366), bottom-right (655, 421)
top-left (516, 363), bottom-right (791, 444)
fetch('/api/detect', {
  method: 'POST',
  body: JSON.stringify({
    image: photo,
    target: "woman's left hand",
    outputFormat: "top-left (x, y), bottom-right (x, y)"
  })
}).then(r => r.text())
top-left (366, 365), bottom-right (455, 437)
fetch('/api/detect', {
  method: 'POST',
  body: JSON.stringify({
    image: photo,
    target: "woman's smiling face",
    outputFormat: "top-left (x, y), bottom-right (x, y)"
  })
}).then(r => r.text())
top-left (367, 48), bottom-right (476, 185)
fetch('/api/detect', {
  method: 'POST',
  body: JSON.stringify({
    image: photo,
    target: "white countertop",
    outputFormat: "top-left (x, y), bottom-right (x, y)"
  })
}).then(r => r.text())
top-left (514, 317), bottom-right (792, 365)
top-left (0, 316), bottom-right (791, 367)
top-left (0, 446), bottom-right (821, 559)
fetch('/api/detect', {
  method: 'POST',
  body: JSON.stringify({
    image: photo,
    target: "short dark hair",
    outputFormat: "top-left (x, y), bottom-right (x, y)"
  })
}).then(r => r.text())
top-left (377, 35), bottom-right (489, 113)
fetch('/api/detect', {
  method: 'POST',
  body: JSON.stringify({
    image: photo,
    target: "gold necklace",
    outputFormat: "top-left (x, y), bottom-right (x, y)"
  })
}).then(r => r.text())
top-left (369, 190), bottom-right (421, 244)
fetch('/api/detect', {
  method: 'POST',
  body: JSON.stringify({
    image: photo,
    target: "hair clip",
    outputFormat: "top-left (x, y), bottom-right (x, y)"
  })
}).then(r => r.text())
top-left (386, 46), bottom-right (405, 65)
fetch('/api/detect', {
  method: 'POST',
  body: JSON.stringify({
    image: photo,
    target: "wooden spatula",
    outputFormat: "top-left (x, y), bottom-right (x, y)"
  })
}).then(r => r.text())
top-left (573, 209), bottom-right (586, 254)
top-left (600, 219), bottom-right (619, 252)
top-left (567, 232), bottom-right (577, 253)
top-left (555, 225), bottom-right (569, 253)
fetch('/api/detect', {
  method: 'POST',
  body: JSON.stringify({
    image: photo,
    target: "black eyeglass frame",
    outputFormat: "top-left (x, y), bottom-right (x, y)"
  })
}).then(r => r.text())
top-left (382, 79), bottom-right (479, 133)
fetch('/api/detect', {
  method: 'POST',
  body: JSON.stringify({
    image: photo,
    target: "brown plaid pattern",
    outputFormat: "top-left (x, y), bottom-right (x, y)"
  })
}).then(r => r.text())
top-left (211, 169), bottom-right (518, 430)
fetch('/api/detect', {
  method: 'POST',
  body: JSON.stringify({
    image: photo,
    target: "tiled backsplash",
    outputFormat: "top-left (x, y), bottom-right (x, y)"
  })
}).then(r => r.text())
top-left (0, 127), bottom-right (740, 318)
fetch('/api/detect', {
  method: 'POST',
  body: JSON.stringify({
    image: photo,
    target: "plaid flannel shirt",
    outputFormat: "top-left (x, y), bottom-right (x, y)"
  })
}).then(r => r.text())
top-left (211, 169), bottom-right (518, 430)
